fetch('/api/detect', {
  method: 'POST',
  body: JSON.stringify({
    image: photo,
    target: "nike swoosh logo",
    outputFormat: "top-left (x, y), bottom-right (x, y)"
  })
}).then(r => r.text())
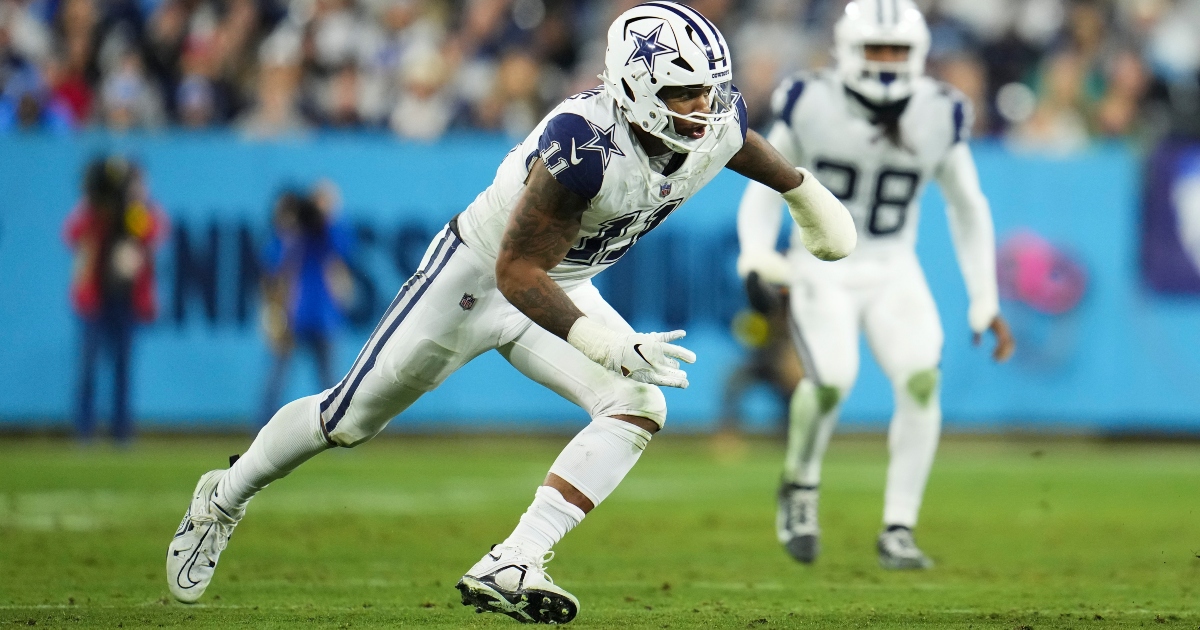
top-left (488, 552), bottom-right (502, 561)
top-left (176, 526), bottom-right (212, 589)
top-left (570, 138), bottom-right (582, 165)
top-left (632, 344), bottom-right (651, 366)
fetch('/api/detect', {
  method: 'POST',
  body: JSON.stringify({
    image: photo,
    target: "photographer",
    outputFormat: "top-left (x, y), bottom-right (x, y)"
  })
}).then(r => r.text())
top-left (64, 156), bottom-right (168, 442)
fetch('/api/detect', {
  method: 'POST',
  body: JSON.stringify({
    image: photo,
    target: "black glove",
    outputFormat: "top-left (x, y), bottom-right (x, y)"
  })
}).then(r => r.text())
top-left (745, 271), bottom-right (784, 315)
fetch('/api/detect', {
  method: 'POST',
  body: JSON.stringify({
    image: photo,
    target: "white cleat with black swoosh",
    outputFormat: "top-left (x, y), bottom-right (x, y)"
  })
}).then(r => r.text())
top-left (166, 469), bottom-right (242, 603)
top-left (456, 545), bottom-right (579, 624)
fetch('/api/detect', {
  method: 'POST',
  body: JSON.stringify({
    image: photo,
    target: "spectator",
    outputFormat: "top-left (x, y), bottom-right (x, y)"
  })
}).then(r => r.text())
top-left (470, 48), bottom-right (541, 135)
top-left (0, 63), bottom-right (74, 132)
top-left (389, 43), bottom-right (453, 139)
top-left (64, 156), bottom-right (168, 443)
top-left (42, 54), bottom-right (93, 124)
top-left (1008, 51), bottom-right (1090, 154)
top-left (237, 26), bottom-right (309, 137)
top-left (258, 182), bottom-right (354, 426)
top-left (1095, 48), bottom-right (1148, 137)
top-left (100, 50), bottom-right (166, 130)
top-left (1, 0), bottom-right (52, 61)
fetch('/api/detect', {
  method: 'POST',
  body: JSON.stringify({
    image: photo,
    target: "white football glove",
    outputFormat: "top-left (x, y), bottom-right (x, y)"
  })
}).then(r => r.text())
top-left (567, 317), bottom-right (697, 389)
top-left (782, 167), bottom-right (857, 261)
top-left (968, 295), bottom-right (1000, 335)
top-left (736, 249), bottom-right (792, 285)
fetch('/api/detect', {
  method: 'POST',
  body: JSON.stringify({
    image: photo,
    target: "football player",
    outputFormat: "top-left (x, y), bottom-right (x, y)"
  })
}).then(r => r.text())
top-left (167, 2), bottom-right (856, 624)
top-left (736, 0), bottom-right (1015, 570)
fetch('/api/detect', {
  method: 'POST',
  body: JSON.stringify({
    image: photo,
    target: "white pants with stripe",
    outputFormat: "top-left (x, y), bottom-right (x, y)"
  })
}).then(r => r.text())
top-left (317, 225), bottom-right (666, 447)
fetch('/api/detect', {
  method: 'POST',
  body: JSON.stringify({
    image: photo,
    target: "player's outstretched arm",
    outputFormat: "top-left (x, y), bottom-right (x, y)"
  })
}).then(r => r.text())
top-left (936, 142), bottom-right (1014, 362)
top-left (496, 160), bottom-right (696, 388)
top-left (726, 130), bottom-right (857, 261)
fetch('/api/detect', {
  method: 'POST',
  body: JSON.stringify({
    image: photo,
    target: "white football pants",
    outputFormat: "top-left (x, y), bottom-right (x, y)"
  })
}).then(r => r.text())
top-left (783, 252), bottom-right (944, 528)
top-left (317, 224), bottom-right (667, 447)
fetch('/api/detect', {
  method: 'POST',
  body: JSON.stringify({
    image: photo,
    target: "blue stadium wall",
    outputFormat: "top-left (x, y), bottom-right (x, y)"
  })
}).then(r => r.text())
top-left (2, 133), bottom-right (1198, 433)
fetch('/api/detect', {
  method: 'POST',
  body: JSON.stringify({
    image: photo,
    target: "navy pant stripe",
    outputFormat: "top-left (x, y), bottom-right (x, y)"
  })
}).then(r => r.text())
top-left (325, 232), bottom-right (462, 432)
top-left (320, 227), bottom-right (453, 414)
top-left (788, 315), bottom-right (823, 387)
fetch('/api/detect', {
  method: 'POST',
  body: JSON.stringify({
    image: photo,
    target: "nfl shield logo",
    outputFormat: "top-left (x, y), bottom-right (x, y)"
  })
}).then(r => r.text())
top-left (459, 293), bottom-right (476, 311)
top-left (659, 182), bottom-right (672, 197)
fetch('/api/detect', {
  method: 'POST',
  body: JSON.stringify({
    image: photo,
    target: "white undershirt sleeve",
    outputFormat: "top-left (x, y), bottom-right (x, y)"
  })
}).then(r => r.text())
top-left (935, 142), bottom-right (1000, 334)
top-left (737, 121), bottom-right (803, 254)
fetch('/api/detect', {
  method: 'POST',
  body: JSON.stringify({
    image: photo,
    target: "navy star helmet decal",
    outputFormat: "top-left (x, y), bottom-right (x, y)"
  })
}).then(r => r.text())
top-left (537, 112), bottom-right (627, 200)
top-left (578, 119), bottom-right (626, 169)
top-left (625, 23), bottom-right (678, 74)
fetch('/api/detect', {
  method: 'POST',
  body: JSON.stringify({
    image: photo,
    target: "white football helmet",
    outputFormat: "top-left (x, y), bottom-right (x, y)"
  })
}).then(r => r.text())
top-left (601, 2), bottom-right (737, 153)
top-left (834, 0), bottom-right (931, 104)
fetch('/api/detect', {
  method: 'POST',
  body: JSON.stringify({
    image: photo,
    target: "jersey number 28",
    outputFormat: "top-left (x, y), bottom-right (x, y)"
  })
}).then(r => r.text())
top-left (815, 159), bottom-right (920, 236)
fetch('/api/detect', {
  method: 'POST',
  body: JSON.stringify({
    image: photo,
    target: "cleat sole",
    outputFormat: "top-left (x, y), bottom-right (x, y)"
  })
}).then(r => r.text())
top-left (878, 555), bottom-right (934, 570)
top-left (456, 576), bottom-right (579, 625)
top-left (784, 534), bottom-right (819, 564)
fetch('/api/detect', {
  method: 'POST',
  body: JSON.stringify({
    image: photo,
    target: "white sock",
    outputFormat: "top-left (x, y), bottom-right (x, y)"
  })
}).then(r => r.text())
top-left (782, 379), bottom-right (841, 487)
top-left (501, 486), bottom-right (585, 558)
top-left (547, 416), bottom-right (653, 507)
top-left (213, 394), bottom-right (331, 514)
top-left (882, 380), bottom-right (942, 527)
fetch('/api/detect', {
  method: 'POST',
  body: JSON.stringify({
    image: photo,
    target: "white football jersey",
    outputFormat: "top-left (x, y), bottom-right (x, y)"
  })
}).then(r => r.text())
top-left (771, 70), bottom-right (972, 260)
top-left (457, 86), bottom-right (747, 283)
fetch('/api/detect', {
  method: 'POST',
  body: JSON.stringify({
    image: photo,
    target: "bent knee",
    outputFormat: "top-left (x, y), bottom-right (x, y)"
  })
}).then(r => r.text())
top-left (793, 379), bottom-right (846, 416)
top-left (324, 381), bottom-right (424, 448)
top-left (901, 368), bottom-right (941, 409)
top-left (594, 380), bottom-right (667, 430)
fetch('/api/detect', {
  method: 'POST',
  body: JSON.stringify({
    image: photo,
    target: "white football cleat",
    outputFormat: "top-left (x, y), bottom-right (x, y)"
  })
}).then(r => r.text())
top-left (456, 545), bottom-right (579, 624)
top-left (877, 526), bottom-right (934, 570)
top-left (777, 482), bottom-right (820, 563)
top-left (166, 469), bottom-right (242, 603)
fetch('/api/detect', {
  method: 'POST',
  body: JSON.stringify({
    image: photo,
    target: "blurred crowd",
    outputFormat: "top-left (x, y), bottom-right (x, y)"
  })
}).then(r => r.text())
top-left (2, 0), bottom-right (1200, 149)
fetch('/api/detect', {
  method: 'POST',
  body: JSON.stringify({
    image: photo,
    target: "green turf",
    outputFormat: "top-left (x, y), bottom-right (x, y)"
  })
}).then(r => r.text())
top-left (0, 433), bottom-right (1197, 629)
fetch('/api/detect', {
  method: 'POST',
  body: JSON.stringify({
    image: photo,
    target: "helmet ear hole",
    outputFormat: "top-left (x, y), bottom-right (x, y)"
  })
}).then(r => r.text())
top-left (622, 79), bottom-right (636, 102)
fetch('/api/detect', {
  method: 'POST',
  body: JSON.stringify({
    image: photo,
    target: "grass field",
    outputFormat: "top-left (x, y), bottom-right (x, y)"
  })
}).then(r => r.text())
top-left (0, 433), bottom-right (1197, 629)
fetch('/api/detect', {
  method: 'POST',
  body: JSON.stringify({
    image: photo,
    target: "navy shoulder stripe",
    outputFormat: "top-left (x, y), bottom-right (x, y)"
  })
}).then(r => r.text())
top-left (779, 79), bottom-right (806, 125)
top-left (537, 112), bottom-right (624, 200)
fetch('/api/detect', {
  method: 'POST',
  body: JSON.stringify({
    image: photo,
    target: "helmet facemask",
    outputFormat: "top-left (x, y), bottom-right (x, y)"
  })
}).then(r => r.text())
top-left (653, 80), bottom-right (737, 153)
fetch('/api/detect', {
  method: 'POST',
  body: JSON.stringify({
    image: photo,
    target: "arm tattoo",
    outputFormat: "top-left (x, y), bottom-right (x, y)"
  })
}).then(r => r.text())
top-left (509, 274), bottom-right (586, 340)
top-left (496, 159), bottom-right (589, 339)
top-left (726, 129), bottom-right (805, 193)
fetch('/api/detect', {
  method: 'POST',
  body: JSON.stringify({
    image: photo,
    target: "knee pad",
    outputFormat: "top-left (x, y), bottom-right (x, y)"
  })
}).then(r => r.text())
top-left (549, 416), bottom-right (653, 507)
top-left (904, 368), bottom-right (940, 409)
top-left (593, 379), bottom-right (667, 429)
top-left (792, 379), bottom-right (844, 418)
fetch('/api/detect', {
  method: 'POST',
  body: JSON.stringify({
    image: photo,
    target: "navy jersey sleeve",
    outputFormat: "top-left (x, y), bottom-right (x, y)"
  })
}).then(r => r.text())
top-left (770, 75), bottom-right (807, 127)
top-left (940, 82), bottom-right (974, 145)
top-left (536, 113), bottom-right (615, 200)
